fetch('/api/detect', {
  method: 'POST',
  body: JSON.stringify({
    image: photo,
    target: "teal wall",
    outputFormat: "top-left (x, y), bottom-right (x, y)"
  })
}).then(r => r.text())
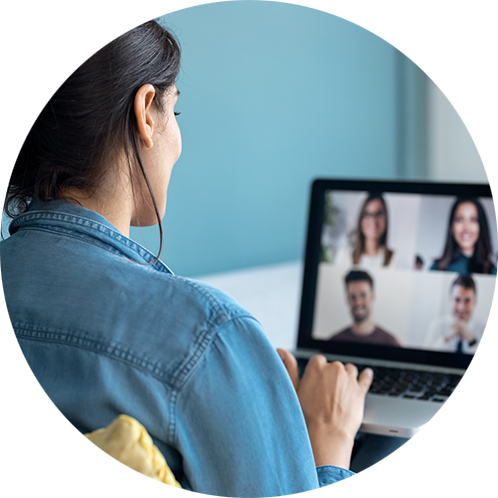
top-left (130, 1), bottom-right (408, 277)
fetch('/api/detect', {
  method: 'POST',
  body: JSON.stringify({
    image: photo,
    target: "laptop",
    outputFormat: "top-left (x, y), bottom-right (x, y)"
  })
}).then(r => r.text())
top-left (294, 179), bottom-right (496, 437)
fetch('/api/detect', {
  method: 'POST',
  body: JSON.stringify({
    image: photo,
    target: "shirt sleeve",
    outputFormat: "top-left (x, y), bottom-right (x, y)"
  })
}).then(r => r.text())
top-left (317, 465), bottom-right (355, 486)
top-left (174, 315), bottom-right (345, 496)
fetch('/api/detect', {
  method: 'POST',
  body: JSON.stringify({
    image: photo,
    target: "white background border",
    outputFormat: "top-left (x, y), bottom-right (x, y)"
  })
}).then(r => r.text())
top-left (1, 1), bottom-right (497, 496)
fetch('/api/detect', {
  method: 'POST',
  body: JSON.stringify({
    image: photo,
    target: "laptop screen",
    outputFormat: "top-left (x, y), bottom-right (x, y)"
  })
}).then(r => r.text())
top-left (297, 179), bottom-right (497, 369)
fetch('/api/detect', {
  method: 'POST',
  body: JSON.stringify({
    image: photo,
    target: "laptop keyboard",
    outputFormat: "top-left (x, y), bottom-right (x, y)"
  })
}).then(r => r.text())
top-left (296, 357), bottom-right (462, 403)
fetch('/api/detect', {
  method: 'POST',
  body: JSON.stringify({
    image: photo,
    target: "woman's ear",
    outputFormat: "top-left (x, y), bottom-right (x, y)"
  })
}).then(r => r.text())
top-left (134, 84), bottom-right (156, 148)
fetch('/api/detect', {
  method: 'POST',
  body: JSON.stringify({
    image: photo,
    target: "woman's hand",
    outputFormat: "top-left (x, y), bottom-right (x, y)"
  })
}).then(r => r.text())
top-left (277, 349), bottom-right (373, 469)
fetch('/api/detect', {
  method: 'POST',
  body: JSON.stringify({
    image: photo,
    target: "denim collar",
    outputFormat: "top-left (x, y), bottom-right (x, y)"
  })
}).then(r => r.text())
top-left (9, 200), bottom-right (173, 274)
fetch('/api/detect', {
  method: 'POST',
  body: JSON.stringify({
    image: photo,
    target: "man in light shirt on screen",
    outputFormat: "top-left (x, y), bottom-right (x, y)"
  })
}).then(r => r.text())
top-left (426, 275), bottom-right (485, 354)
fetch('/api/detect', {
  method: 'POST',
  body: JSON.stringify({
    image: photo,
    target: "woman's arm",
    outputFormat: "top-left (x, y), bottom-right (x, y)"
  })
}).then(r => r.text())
top-left (174, 315), bottom-right (350, 496)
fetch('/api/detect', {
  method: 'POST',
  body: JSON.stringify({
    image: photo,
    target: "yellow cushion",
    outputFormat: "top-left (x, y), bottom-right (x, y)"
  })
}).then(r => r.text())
top-left (85, 415), bottom-right (181, 488)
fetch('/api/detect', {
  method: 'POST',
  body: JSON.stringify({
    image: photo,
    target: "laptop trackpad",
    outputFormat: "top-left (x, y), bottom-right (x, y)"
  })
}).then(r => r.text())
top-left (361, 395), bottom-right (442, 437)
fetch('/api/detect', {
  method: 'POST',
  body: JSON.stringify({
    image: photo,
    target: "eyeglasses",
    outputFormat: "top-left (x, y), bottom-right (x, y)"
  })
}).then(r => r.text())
top-left (362, 211), bottom-right (386, 221)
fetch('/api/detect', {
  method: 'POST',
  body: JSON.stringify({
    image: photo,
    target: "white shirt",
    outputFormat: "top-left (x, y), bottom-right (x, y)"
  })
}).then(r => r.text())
top-left (334, 246), bottom-right (399, 269)
top-left (424, 315), bottom-right (485, 354)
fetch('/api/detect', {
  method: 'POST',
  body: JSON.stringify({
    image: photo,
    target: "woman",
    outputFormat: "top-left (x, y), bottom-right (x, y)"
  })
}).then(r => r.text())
top-left (336, 192), bottom-right (395, 268)
top-left (1, 20), bottom-right (373, 496)
top-left (431, 197), bottom-right (496, 275)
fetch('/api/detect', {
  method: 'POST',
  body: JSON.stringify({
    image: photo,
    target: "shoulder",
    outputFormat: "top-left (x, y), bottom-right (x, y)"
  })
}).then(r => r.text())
top-left (329, 327), bottom-right (352, 340)
top-left (6, 233), bottom-right (259, 389)
top-left (142, 271), bottom-right (250, 325)
top-left (99, 269), bottom-right (258, 370)
top-left (446, 253), bottom-right (470, 273)
top-left (469, 318), bottom-right (487, 337)
top-left (374, 326), bottom-right (401, 346)
top-left (374, 325), bottom-right (390, 335)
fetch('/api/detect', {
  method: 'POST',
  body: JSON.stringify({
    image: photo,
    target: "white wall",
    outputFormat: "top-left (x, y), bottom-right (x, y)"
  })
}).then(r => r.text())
top-left (427, 82), bottom-right (488, 183)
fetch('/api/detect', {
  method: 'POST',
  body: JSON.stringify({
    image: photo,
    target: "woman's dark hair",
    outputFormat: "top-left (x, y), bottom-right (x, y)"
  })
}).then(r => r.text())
top-left (4, 20), bottom-right (181, 260)
top-left (352, 192), bottom-right (393, 267)
top-left (435, 197), bottom-right (494, 274)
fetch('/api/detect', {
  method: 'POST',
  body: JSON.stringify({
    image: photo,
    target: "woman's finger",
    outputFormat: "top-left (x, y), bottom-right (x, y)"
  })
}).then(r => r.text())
top-left (306, 354), bottom-right (328, 369)
top-left (344, 362), bottom-right (358, 378)
top-left (358, 368), bottom-right (374, 393)
top-left (277, 348), bottom-right (300, 391)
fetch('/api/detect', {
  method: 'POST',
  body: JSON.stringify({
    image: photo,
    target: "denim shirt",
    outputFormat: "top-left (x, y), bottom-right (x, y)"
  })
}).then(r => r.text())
top-left (0, 200), bottom-right (353, 496)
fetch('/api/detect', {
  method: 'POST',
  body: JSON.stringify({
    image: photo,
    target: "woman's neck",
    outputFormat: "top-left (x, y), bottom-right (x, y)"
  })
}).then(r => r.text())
top-left (63, 191), bottom-right (133, 237)
top-left (61, 169), bottom-right (134, 238)
top-left (459, 247), bottom-right (474, 258)
top-left (364, 239), bottom-right (381, 256)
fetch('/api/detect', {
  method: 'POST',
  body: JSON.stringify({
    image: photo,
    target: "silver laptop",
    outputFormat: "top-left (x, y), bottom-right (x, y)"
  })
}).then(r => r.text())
top-left (294, 179), bottom-right (496, 437)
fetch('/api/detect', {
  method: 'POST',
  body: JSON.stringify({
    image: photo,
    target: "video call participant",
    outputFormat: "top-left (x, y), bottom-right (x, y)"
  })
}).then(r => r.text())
top-left (329, 270), bottom-right (401, 346)
top-left (431, 197), bottom-right (496, 275)
top-left (335, 193), bottom-right (396, 268)
top-left (425, 275), bottom-right (485, 354)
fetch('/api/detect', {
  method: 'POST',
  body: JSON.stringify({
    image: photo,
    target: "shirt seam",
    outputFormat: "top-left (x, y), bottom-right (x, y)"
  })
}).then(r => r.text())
top-left (14, 315), bottom-right (258, 446)
top-left (170, 311), bottom-right (259, 388)
top-left (14, 324), bottom-right (175, 385)
top-left (171, 314), bottom-right (261, 445)
top-left (11, 209), bottom-right (172, 272)
top-left (17, 226), bottom-right (125, 257)
top-left (16, 326), bottom-right (175, 446)
top-left (170, 277), bottom-right (247, 325)
top-left (11, 210), bottom-right (116, 235)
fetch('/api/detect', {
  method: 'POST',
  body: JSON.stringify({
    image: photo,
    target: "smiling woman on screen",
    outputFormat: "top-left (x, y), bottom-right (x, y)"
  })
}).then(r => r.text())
top-left (431, 197), bottom-right (496, 275)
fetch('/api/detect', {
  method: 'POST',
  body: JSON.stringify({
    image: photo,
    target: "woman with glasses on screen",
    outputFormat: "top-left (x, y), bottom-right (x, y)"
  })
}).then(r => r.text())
top-left (431, 198), bottom-right (496, 275)
top-left (0, 20), bottom-right (377, 497)
top-left (335, 192), bottom-right (397, 268)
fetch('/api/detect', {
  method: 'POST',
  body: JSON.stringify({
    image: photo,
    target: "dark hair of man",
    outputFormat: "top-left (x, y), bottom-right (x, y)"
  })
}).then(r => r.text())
top-left (451, 274), bottom-right (476, 295)
top-left (435, 197), bottom-right (494, 274)
top-left (344, 270), bottom-right (374, 290)
top-left (352, 192), bottom-right (393, 267)
top-left (4, 20), bottom-right (181, 262)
